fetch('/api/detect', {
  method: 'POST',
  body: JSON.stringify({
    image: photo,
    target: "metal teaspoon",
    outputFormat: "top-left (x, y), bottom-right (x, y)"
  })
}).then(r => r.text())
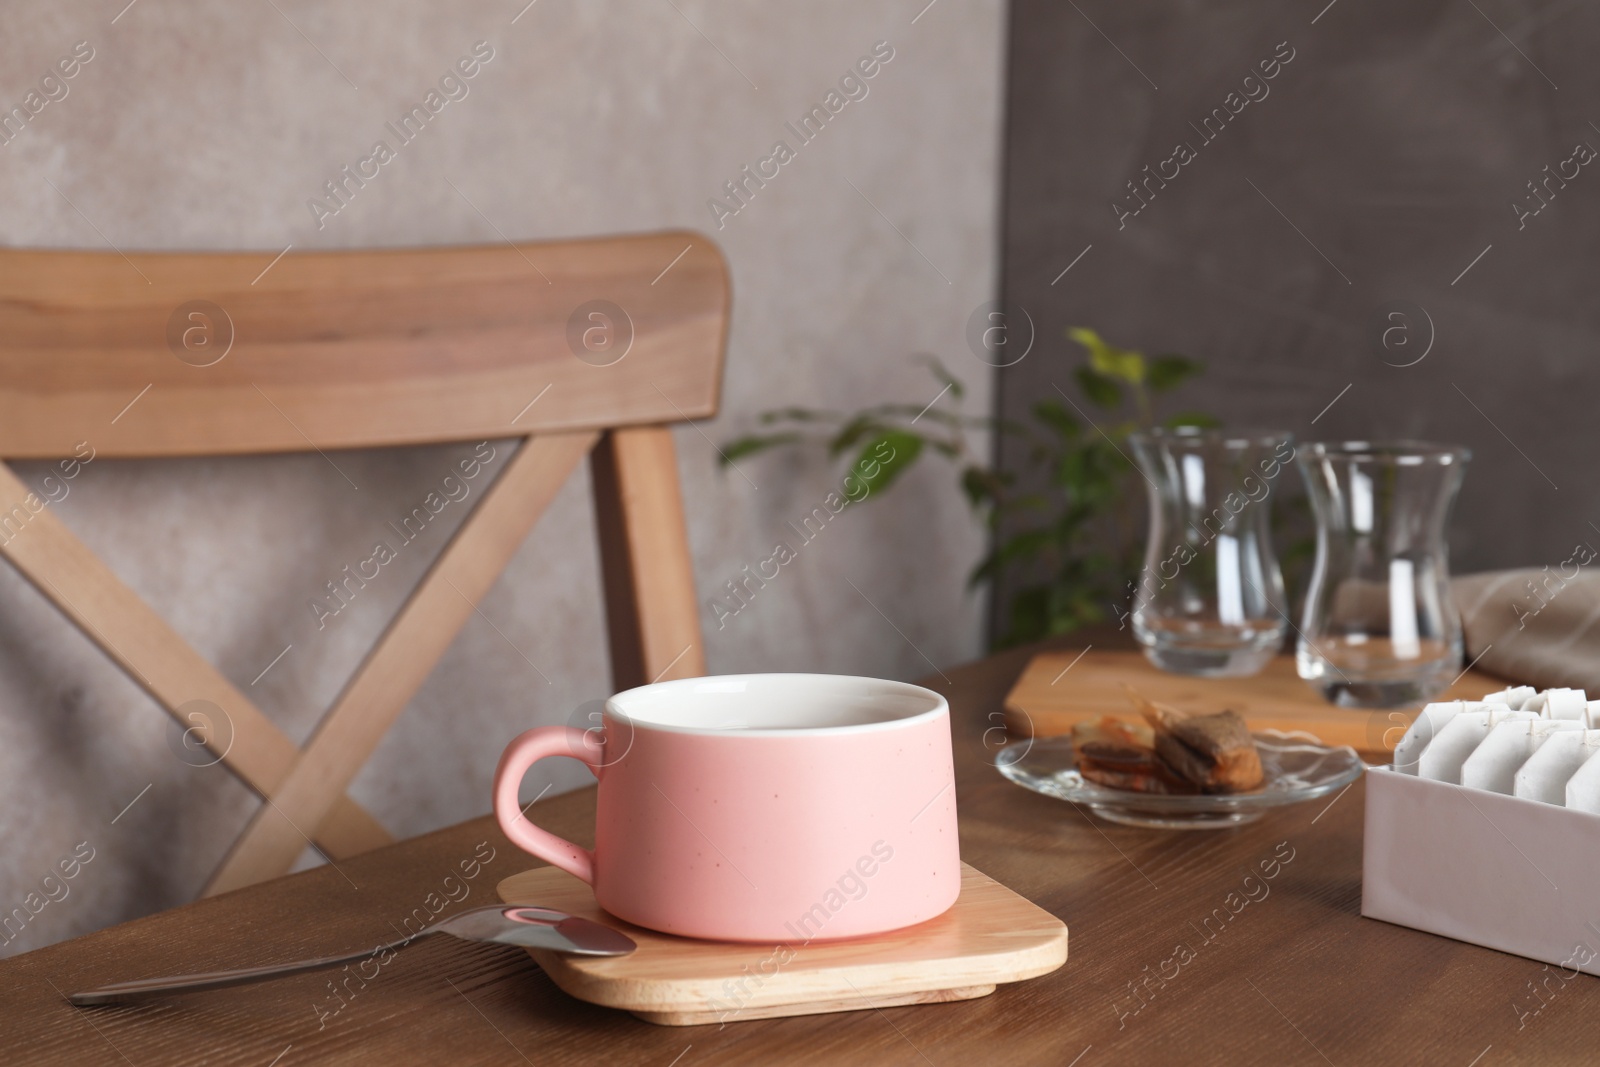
top-left (70, 904), bottom-right (635, 1006)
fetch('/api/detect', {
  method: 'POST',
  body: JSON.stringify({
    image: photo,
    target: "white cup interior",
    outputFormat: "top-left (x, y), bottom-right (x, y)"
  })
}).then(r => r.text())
top-left (605, 673), bottom-right (945, 734)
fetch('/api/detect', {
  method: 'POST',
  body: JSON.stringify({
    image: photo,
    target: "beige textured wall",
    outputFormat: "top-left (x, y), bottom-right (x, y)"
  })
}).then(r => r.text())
top-left (0, 0), bottom-right (1004, 954)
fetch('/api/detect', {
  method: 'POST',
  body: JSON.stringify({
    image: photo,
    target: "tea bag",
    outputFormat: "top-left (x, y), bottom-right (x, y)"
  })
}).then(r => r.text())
top-left (1584, 701), bottom-right (1600, 729)
top-left (1485, 685), bottom-right (1537, 710)
top-left (1542, 688), bottom-right (1588, 720)
top-left (1513, 730), bottom-right (1600, 805)
top-left (1393, 702), bottom-right (1465, 775)
top-left (1460, 719), bottom-right (1584, 794)
top-left (1523, 692), bottom-right (1548, 715)
top-left (1418, 709), bottom-right (1536, 784)
top-left (1566, 750), bottom-right (1600, 812)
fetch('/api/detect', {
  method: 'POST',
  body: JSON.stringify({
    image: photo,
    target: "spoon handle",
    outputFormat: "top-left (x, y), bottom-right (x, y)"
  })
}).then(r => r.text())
top-left (68, 931), bottom-right (429, 1006)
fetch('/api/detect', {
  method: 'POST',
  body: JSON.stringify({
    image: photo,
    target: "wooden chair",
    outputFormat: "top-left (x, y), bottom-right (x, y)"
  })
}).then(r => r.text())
top-left (0, 231), bottom-right (728, 895)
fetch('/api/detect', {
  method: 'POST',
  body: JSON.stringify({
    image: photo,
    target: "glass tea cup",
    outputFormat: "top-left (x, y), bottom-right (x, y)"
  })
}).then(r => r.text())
top-left (1126, 428), bottom-right (1296, 677)
top-left (1295, 441), bottom-right (1469, 708)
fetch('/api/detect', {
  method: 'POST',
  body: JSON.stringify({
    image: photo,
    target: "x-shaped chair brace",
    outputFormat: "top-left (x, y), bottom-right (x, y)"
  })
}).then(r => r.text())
top-left (0, 425), bottom-right (702, 895)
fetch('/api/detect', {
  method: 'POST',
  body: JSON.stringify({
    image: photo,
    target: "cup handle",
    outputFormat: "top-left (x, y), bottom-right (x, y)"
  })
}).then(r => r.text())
top-left (493, 726), bottom-right (602, 884)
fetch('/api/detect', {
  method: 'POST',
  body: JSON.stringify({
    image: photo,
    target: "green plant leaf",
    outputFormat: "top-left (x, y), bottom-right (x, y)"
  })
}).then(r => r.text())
top-left (1031, 400), bottom-right (1080, 440)
top-left (851, 430), bottom-right (924, 498)
top-left (868, 404), bottom-right (968, 429)
top-left (1146, 354), bottom-right (1203, 392)
top-left (828, 414), bottom-right (896, 457)
top-left (960, 465), bottom-right (1005, 509)
top-left (916, 354), bottom-right (966, 401)
top-left (1074, 366), bottom-right (1122, 410)
top-left (995, 585), bottom-right (1055, 647)
top-left (969, 526), bottom-right (1057, 584)
top-left (758, 407), bottom-right (834, 424)
top-left (719, 433), bottom-right (802, 464)
top-left (1068, 327), bottom-right (1145, 386)
top-left (1165, 411), bottom-right (1222, 429)
top-left (1006, 491), bottom-right (1051, 515)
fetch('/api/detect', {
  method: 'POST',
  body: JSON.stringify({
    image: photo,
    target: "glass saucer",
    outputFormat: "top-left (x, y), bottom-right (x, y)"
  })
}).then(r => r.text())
top-left (995, 730), bottom-right (1366, 830)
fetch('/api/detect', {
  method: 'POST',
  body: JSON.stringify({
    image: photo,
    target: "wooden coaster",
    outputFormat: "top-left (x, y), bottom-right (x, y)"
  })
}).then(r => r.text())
top-left (496, 863), bottom-right (1067, 1026)
top-left (1003, 648), bottom-right (1503, 752)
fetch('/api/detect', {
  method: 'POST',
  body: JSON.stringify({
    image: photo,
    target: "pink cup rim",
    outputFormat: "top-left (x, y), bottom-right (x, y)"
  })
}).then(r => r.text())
top-left (604, 673), bottom-right (947, 738)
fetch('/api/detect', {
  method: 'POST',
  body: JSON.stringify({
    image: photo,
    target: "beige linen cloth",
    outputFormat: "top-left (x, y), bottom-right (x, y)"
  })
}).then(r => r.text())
top-left (1454, 568), bottom-right (1600, 690)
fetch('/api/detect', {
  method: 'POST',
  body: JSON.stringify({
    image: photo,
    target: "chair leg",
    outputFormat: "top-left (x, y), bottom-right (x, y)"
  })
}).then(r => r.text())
top-left (590, 426), bottom-right (707, 690)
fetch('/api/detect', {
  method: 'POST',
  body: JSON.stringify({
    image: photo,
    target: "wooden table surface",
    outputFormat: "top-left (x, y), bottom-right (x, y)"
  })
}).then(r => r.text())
top-left (5, 639), bottom-right (1600, 1065)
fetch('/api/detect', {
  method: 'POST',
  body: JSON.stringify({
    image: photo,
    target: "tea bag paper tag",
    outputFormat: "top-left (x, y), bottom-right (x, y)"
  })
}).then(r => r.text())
top-left (1543, 688), bottom-right (1588, 720)
top-left (1460, 719), bottom-right (1584, 795)
top-left (1417, 709), bottom-right (1533, 784)
top-left (1567, 739), bottom-right (1600, 812)
top-left (1513, 729), bottom-right (1600, 805)
top-left (1393, 702), bottom-right (1465, 775)
top-left (1485, 686), bottom-right (1537, 710)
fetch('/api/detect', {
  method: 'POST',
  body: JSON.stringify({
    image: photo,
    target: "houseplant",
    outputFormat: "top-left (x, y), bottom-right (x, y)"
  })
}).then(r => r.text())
top-left (721, 328), bottom-right (1212, 648)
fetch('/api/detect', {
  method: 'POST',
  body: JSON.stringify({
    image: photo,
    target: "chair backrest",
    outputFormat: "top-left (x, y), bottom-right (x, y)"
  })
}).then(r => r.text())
top-left (0, 230), bottom-right (725, 455)
top-left (0, 230), bottom-right (729, 893)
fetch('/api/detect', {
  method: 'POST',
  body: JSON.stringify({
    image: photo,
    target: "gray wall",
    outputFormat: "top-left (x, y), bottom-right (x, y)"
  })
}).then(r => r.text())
top-left (998, 0), bottom-right (1599, 624)
top-left (0, 1), bottom-right (1004, 953)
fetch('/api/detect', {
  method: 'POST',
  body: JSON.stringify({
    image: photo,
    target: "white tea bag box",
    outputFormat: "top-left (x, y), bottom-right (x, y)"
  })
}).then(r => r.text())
top-left (1365, 687), bottom-right (1600, 976)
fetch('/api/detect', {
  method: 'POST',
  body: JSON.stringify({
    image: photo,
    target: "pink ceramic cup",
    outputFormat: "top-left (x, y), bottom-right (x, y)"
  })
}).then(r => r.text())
top-left (492, 674), bottom-right (960, 943)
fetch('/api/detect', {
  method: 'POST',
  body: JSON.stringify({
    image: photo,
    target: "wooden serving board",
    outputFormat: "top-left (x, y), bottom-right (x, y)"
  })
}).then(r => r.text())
top-left (496, 863), bottom-right (1067, 1026)
top-left (1003, 648), bottom-right (1504, 754)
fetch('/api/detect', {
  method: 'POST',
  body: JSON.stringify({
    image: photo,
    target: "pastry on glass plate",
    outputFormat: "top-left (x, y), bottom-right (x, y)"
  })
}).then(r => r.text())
top-left (1071, 691), bottom-right (1264, 795)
